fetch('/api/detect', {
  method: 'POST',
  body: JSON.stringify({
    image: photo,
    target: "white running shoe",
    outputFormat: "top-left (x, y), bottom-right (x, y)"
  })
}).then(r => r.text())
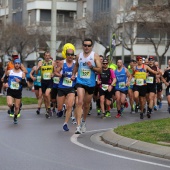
top-left (81, 121), bottom-right (86, 133)
top-left (75, 126), bottom-right (82, 134)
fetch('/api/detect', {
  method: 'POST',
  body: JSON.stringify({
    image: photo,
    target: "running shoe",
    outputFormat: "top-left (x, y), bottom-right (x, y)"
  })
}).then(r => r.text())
top-left (147, 111), bottom-right (151, 118)
top-left (47, 108), bottom-right (52, 117)
top-left (120, 106), bottom-right (124, 113)
top-left (159, 102), bottom-right (162, 109)
top-left (140, 113), bottom-right (144, 119)
top-left (88, 111), bottom-right (91, 115)
top-left (72, 118), bottom-right (77, 125)
top-left (130, 108), bottom-right (135, 114)
top-left (63, 124), bottom-right (69, 131)
top-left (52, 108), bottom-right (56, 116)
top-left (153, 105), bottom-right (158, 111)
top-left (17, 113), bottom-right (21, 118)
top-left (97, 108), bottom-right (101, 115)
top-left (115, 113), bottom-right (121, 118)
top-left (57, 110), bottom-right (63, 117)
top-left (36, 109), bottom-right (40, 115)
top-left (81, 121), bottom-right (86, 133)
top-left (45, 111), bottom-right (50, 119)
top-left (105, 111), bottom-right (111, 117)
top-left (13, 115), bottom-right (18, 124)
top-left (75, 126), bottom-right (82, 134)
top-left (135, 105), bottom-right (139, 113)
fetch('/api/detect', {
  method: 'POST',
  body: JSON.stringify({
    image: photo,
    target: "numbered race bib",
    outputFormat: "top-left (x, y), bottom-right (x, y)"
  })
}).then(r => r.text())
top-left (146, 76), bottom-right (154, 84)
top-left (62, 77), bottom-right (73, 87)
top-left (36, 76), bottom-right (41, 82)
top-left (136, 79), bottom-right (144, 86)
top-left (119, 82), bottom-right (126, 89)
top-left (53, 77), bottom-right (60, 84)
top-left (10, 81), bottom-right (20, 90)
top-left (80, 68), bottom-right (91, 79)
top-left (102, 84), bottom-right (109, 91)
top-left (43, 73), bottom-right (51, 80)
top-left (130, 78), bottom-right (135, 85)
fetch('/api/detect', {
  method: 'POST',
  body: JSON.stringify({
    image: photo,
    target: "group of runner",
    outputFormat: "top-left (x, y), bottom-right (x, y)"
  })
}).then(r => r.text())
top-left (2, 38), bottom-right (170, 133)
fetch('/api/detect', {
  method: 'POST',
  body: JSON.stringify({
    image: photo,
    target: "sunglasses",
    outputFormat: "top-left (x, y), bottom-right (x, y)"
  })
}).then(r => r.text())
top-left (66, 53), bottom-right (74, 56)
top-left (103, 63), bottom-right (108, 65)
top-left (83, 44), bottom-right (92, 47)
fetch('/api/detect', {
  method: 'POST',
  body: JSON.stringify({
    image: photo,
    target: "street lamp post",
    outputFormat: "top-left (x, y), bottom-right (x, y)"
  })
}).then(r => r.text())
top-left (50, 0), bottom-right (57, 60)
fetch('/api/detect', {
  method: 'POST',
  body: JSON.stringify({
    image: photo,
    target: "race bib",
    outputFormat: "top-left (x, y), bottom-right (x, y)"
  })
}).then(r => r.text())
top-left (80, 68), bottom-right (91, 79)
top-left (53, 77), bottom-right (60, 84)
top-left (43, 73), bottom-right (51, 80)
top-left (136, 79), bottom-right (144, 86)
top-left (130, 78), bottom-right (135, 85)
top-left (119, 82), bottom-right (126, 89)
top-left (62, 77), bottom-right (73, 87)
top-left (102, 84), bottom-right (109, 91)
top-left (36, 76), bottom-right (41, 82)
top-left (146, 76), bottom-right (154, 84)
top-left (10, 81), bottom-right (19, 90)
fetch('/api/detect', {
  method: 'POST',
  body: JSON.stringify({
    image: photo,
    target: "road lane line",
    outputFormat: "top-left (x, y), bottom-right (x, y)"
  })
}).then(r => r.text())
top-left (70, 129), bottom-right (170, 169)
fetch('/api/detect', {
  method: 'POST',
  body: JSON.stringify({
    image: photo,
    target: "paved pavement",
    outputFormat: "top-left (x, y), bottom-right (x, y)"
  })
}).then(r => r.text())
top-left (0, 102), bottom-right (170, 160)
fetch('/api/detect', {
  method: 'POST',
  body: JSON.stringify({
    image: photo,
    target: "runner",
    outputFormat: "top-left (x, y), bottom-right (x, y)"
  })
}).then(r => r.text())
top-left (3, 59), bottom-right (26, 124)
top-left (161, 65), bottom-right (170, 113)
top-left (97, 59), bottom-right (116, 118)
top-left (155, 61), bottom-right (163, 109)
top-left (30, 58), bottom-right (43, 115)
top-left (71, 38), bottom-right (102, 134)
top-left (133, 56), bottom-right (159, 119)
top-left (128, 59), bottom-right (136, 113)
top-left (115, 60), bottom-right (131, 118)
top-left (145, 56), bottom-right (158, 118)
top-left (36, 51), bottom-right (55, 118)
top-left (55, 43), bottom-right (76, 131)
top-left (50, 58), bottom-right (61, 115)
top-left (3, 51), bottom-right (27, 117)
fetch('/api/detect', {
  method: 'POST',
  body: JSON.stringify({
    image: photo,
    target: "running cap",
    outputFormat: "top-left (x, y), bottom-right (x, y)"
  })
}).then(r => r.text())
top-left (148, 56), bottom-right (155, 61)
top-left (136, 56), bottom-right (142, 60)
top-left (14, 59), bottom-right (21, 64)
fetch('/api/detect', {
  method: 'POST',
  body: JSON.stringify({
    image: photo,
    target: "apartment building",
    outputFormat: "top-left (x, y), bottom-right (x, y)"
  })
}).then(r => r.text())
top-left (78, 0), bottom-right (170, 67)
top-left (0, 0), bottom-right (78, 65)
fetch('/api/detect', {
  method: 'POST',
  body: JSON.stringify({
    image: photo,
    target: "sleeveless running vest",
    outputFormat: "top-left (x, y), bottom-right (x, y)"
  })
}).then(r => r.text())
top-left (58, 60), bottom-right (76, 88)
top-left (134, 64), bottom-right (147, 86)
top-left (8, 69), bottom-right (22, 90)
top-left (41, 60), bottom-right (53, 80)
top-left (34, 68), bottom-right (41, 86)
top-left (115, 67), bottom-right (128, 91)
top-left (76, 51), bottom-right (96, 87)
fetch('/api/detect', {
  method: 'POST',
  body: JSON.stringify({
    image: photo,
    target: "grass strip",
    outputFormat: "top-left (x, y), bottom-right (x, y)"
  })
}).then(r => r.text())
top-left (114, 118), bottom-right (170, 146)
top-left (0, 96), bottom-right (37, 105)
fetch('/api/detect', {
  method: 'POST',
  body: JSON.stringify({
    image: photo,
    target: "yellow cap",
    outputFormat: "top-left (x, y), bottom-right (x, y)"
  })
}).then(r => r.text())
top-left (62, 43), bottom-right (75, 59)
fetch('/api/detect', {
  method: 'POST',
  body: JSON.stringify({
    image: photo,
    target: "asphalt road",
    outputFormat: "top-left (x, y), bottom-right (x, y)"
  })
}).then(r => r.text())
top-left (0, 104), bottom-right (170, 170)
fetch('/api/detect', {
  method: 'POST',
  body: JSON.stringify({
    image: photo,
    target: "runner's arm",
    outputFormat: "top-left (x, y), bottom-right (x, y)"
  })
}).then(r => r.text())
top-left (89, 54), bottom-right (102, 74)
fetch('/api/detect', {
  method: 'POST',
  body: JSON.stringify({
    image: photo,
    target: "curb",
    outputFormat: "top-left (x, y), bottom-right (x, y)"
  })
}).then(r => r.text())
top-left (101, 129), bottom-right (170, 160)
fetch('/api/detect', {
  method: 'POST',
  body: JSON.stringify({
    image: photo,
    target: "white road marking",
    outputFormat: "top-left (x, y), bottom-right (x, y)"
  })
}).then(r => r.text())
top-left (70, 129), bottom-right (170, 169)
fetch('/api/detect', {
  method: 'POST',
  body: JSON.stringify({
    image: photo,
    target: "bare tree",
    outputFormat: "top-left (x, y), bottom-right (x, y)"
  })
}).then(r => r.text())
top-left (0, 23), bottom-right (49, 62)
top-left (137, 0), bottom-right (170, 66)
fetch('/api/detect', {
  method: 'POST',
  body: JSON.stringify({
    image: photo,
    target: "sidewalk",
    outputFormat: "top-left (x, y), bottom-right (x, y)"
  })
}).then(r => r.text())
top-left (101, 129), bottom-right (170, 160)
